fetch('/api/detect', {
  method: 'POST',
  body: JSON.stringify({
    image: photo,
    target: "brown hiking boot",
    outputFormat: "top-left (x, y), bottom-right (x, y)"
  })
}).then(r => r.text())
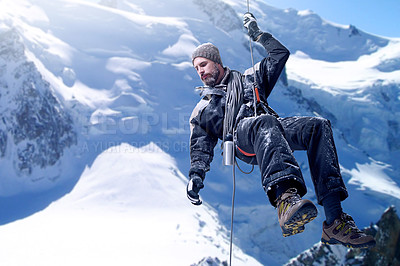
top-left (277, 188), bottom-right (318, 237)
top-left (321, 212), bottom-right (376, 248)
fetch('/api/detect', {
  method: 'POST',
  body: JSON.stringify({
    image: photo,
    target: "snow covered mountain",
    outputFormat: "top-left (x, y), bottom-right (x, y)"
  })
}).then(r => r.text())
top-left (0, 142), bottom-right (260, 265)
top-left (0, 0), bottom-right (399, 265)
top-left (0, 28), bottom-right (77, 196)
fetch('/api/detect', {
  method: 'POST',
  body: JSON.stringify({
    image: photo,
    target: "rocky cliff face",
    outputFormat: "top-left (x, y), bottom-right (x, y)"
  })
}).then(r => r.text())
top-left (285, 206), bottom-right (400, 265)
top-left (361, 206), bottom-right (400, 265)
top-left (0, 28), bottom-right (76, 188)
top-left (193, 0), bottom-right (242, 32)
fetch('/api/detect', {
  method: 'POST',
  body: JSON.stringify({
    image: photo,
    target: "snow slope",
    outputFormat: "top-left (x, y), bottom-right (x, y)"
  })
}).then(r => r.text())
top-left (0, 143), bottom-right (261, 265)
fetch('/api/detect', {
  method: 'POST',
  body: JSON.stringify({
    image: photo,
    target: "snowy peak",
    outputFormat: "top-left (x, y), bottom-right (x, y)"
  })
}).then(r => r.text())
top-left (224, 0), bottom-right (390, 62)
top-left (59, 142), bottom-right (189, 209)
top-left (0, 142), bottom-right (261, 266)
top-left (0, 27), bottom-right (77, 195)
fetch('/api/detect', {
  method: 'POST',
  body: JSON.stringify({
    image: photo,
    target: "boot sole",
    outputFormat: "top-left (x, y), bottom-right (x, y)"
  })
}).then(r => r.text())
top-left (281, 203), bottom-right (318, 237)
top-left (321, 237), bottom-right (376, 249)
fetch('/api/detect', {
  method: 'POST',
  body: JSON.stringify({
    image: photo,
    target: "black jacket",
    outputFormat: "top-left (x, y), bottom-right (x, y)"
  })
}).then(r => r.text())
top-left (189, 32), bottom-right (290, 179)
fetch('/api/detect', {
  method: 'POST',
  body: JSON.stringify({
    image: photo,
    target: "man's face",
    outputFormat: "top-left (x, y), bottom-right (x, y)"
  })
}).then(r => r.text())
top-left (193, 57), bottom-right (220, 87)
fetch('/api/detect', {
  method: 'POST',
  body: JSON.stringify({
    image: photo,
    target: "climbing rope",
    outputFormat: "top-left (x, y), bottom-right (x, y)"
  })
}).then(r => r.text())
top-left (228, 1), bottom-right (260, 265)
top-left (247, 0), bottom-right (259, 117)
top-left (229, 153), bottom-right (236, 266)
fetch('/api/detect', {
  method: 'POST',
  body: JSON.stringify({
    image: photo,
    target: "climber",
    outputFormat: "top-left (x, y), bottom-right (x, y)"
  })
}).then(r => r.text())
top-left (186, 12), bottom-right (376, 249)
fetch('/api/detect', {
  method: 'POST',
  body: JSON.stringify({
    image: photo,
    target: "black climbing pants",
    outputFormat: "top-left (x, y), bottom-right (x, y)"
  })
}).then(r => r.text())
top-left (234, 114), bottom-right (348, 206)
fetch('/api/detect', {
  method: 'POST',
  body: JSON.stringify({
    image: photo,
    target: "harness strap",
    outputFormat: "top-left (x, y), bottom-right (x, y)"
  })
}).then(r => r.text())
top-left (254, 86), bottom-right (261, 103)
top-left (236, 145), bottom-right (256, 157)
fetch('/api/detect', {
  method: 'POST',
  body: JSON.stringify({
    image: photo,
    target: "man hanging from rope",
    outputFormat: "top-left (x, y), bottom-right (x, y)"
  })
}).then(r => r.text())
top-left (186, 12), bottom-right (376, 249)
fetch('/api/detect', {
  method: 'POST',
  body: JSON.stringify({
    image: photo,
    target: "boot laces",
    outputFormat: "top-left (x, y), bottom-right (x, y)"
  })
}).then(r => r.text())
top-left (337, 213), bottom-right (363, 235)
top-left (277, 188), bottom-right (301, 207)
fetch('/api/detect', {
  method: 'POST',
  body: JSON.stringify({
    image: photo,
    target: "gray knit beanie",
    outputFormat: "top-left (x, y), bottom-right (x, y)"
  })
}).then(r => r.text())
top-left (191, 42), bottom-right (223, 66)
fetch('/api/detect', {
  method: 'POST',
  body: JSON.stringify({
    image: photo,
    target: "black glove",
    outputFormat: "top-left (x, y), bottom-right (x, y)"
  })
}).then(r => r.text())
top-left (186, 175), bottom-right (204, 206)
top-left (243, 12), bottom-right (263, 41)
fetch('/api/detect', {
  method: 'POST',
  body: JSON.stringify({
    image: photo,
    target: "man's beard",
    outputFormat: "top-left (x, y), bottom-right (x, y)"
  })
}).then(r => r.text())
top-left (201, 63), bottom-right (220, 87)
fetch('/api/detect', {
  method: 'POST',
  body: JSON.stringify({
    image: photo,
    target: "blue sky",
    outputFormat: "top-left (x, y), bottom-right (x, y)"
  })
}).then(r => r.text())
top-left (265, 0), bottom-right (400, 38)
